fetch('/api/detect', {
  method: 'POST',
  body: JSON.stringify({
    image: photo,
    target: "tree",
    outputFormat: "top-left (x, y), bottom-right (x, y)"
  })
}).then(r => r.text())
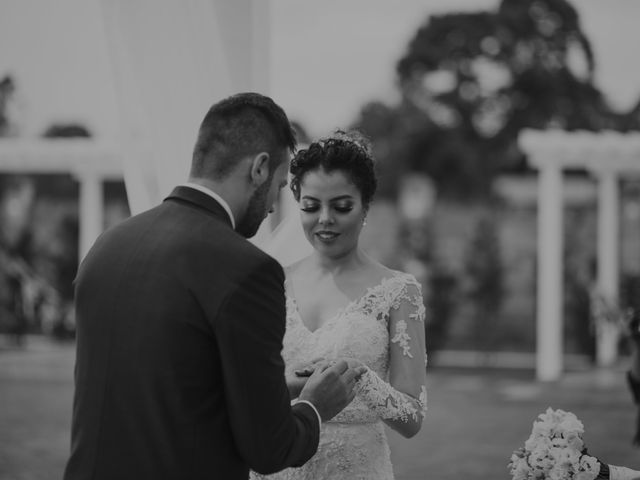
top-left (464, 215), bottom-right (504, 351)
top-left (353, 0), bottom-right (635, 200)
top-left (0, 75), bottom-right (16, 137)
top-left (42, 123), bottom-right (91, 138)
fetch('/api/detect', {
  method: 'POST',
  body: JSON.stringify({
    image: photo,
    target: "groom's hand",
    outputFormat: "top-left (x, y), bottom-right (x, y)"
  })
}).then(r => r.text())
top-left (285, 358), bottom-right (325, 399)
top-left (297, 360), bottom-right (367, 422)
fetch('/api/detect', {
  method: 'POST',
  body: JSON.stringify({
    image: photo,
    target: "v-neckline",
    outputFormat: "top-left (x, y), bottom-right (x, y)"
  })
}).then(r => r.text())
top-left (287, 271), bottom-right (402, 334)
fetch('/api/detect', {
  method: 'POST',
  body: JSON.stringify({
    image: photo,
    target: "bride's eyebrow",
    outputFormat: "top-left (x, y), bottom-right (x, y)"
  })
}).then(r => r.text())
top-left (300, 195), bottom-right (354, 201)
top-left (330, 195), bottom-right (354, 202)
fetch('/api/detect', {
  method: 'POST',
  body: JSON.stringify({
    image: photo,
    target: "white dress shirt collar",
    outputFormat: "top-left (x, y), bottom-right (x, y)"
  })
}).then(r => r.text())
top-left (181, 182), bottom-right (236, 229)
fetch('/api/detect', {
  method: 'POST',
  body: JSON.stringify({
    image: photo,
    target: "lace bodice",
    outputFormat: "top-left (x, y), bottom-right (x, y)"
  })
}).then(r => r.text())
top-left (283, 271), bottom-right (427, 424)
top-left (252, 271), bottom-right (427, 480)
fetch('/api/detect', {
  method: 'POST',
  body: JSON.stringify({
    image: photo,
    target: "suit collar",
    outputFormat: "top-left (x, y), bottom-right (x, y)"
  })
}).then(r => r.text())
top-left (179, 182), bottom-right (236, 228)
top-left (165, 186), bottom-right (235, 229)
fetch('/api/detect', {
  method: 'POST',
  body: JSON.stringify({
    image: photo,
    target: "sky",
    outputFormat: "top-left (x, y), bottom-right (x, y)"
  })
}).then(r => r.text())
top-left (1, 0), bottom-right (640, 141)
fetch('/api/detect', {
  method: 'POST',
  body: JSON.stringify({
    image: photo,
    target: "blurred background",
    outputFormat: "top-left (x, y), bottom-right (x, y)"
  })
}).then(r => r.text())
top-left (1, 1), bottom-right (640, 478)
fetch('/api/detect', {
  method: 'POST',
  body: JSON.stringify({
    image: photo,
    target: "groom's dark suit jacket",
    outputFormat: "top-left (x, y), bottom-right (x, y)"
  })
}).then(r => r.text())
top-left (63, 186), bottom-right (320, 480)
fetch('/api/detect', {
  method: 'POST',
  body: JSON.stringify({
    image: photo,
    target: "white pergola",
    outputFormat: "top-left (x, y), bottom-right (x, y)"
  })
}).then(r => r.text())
top-left (519, 129), bottom-right (640, 381)
top-left (1, 0), bottom-right (270, 262)
top-left (0, 138), bottom-right (123, 263)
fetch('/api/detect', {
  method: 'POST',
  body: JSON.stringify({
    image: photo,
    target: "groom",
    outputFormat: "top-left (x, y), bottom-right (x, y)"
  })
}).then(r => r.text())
top-left (64, 93), bottom-right (363, 480)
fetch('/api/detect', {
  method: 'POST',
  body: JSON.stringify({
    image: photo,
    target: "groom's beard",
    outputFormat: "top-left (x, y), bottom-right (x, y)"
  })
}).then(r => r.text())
top-left (236, 178), bottom-right (271, 238)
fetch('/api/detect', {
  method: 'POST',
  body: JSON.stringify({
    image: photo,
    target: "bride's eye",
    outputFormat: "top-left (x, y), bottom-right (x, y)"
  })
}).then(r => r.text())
top-left (334, 203), bottom-right (354, 213)
top-left (301, 203), bottom-right (319, 213)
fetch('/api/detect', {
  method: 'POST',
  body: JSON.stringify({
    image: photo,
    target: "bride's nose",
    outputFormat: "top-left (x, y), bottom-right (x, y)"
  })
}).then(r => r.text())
top-left (318, 206), bottom-right (334, 225)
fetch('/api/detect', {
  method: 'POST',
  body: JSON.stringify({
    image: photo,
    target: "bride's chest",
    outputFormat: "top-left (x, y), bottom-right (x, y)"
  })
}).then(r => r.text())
top-left (294, 294), bottom-right (353, 333)
top-left (283, 300), bottom-right (390, 367)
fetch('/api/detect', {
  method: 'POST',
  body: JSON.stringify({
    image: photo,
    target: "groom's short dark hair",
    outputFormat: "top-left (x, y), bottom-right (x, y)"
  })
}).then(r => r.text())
top-left (191, 92), bottom-right (297, 180)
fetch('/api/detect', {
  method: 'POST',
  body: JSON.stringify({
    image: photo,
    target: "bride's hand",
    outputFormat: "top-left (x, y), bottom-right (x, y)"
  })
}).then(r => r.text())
top-left (337, 357), bottom-right (367, 378)
top-left (292, 357), bottom-right (325, 377)
top-left (286, 358), bottom-right (325, 399)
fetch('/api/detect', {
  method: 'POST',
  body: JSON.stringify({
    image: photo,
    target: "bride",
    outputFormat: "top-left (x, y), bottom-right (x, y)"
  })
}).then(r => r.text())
top-left (252, 130), bottom-right (428, 480)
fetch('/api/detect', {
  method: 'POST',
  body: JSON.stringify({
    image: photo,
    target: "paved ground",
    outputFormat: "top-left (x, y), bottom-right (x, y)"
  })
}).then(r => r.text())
top-left (1, 336), bottom-right (639, 480)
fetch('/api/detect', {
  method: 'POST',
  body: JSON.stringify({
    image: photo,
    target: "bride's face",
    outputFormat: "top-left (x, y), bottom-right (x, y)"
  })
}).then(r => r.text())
top-left (298, 168), bottom-right (367, 258)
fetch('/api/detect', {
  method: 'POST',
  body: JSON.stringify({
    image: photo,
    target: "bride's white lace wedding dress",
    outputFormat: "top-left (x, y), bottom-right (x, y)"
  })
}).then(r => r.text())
top-left (252, 270), bottom-right (428, 480)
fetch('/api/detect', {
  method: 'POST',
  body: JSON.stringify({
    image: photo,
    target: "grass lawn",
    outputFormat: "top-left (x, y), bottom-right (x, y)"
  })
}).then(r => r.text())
top-left (1, 337), bottom-right (638, 480)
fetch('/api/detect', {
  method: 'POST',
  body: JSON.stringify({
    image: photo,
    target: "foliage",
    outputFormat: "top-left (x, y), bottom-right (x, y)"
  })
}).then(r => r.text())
top-left (42, 123), bottom-right (91, 138)
top-left (563, 257), bottom-right (595, 358)
top-left (400, 218), bottom-right (458, 353)
top-left (352, 0), bottom-right (640, 200)
top-left (0, 112), bottom-right (92, 338)
top-left (463, 214), bottom-right (504, 350)
top-left (0, 75), bottom-right (16, 137)
top-left (621, 273), bottom-right (640, 317)
top-left (425, 262), bottom-right (458, 354)
top-left (621, 273), bottom-right (640, 345)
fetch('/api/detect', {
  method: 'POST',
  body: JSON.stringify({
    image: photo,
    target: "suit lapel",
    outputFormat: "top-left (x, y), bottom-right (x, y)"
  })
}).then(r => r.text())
top-left (164, 186), bottom-right (234, 229)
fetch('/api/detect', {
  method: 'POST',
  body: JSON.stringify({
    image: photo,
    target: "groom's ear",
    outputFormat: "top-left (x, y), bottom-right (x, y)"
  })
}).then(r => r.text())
top-left (249, 152), bottom-right (270, 186)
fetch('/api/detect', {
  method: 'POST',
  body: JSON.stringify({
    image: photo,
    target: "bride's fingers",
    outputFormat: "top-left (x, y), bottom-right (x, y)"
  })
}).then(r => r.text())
top-left (326, 359), bottom-right (349, 375)
top-left (346, 388), bottom-right (356, 404)
top-left (296, 357), bottom-right (326, 375)
top-left (342, 366), bottom-right (367, 385)
top-left (354, 365), bottom-right (367, 379)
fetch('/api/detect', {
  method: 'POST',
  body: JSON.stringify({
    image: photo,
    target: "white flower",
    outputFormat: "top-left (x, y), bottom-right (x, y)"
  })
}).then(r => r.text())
top-left (564, 432), bottom-right (584, 452)
top-left (509, 457), bottom-right (530, 480)
top-left (579, 455), bottom-right (600, 475)
top-left (558, 414), bottom-right (584, 436)
top-left (551, 437), bottom-right (568, 449)
top-left (549, 464), bottom-right (569, 480)
top-left (575, 473), bottom-right (598, 480)
top-left (509, 409), bottom-right (597, 480)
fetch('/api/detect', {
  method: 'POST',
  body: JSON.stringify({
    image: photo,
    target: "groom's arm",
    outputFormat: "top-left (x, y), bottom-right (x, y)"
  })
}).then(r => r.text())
top-left (213, 256), bottom-right (320, 474)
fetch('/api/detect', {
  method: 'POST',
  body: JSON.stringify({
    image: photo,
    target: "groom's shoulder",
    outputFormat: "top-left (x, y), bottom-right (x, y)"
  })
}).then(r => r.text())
top-left (233, 236), bottom-right (283, 273)
top-left (201, 226), bottom-right (284, 276)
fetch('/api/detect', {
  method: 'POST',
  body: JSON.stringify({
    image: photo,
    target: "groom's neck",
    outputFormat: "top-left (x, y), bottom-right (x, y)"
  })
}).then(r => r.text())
top-left (187, 176), bottom-right (248, 227)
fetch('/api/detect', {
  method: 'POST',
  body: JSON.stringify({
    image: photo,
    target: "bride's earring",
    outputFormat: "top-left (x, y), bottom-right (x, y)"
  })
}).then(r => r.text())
top-left (362, 217), bottom-right (367, 227)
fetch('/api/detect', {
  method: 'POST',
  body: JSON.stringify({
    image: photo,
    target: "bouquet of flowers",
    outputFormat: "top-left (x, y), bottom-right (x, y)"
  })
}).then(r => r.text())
top-left (509, 408), bottom-right (640, 480)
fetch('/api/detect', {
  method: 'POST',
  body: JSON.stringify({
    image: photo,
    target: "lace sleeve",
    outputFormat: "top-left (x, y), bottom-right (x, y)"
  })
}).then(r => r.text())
top-left (354, 278), bottom-right (428, 422)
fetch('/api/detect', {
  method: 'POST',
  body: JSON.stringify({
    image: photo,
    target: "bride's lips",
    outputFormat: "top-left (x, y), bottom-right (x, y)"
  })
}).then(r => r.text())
top-left (315, 230), bottom-right (340, 242)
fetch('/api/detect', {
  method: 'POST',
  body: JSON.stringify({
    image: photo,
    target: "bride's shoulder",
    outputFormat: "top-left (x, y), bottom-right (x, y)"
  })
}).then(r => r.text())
top-left (369, 264), bottom-right (422, 300)
top-left (390, 270), bottom-right (423, 295)
top-left (283, 255), bottom-right (313, 279)
top-left (365, 259), bottom-right (417, 287)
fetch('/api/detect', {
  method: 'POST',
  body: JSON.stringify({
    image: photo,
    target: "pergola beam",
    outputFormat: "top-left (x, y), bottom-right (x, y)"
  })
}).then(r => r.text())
top-left (0, 139), bottom-right (123, 263)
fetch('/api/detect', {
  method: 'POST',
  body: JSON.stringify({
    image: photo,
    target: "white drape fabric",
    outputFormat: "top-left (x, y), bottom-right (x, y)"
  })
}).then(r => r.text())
top-left (100, 0), bottom-right (270, 214)
top-left (252, 207), bottom-right (312, 267)
top-left (249, 174), bottom-right (314, 267)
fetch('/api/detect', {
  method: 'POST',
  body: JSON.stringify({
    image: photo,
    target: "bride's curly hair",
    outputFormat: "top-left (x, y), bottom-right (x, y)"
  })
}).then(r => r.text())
top-left (289, 129), bottom-right (377, 208)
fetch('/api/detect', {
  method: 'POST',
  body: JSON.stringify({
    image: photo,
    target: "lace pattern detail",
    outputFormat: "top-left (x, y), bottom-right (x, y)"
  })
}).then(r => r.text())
top-left (250, 423), bottom-right (393, 480)
top-left (391, 320), bottom-right (412, 357)
top-left (254, 271), bottom-right (427, 479)
top-left (355, 368), bottom-right (427, 423)
top-left (389, 278), bottom-right (425, 359)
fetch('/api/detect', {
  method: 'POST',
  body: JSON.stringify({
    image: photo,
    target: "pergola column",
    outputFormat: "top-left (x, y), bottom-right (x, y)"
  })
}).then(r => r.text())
top-left (77, 170), bottom-right (104, 263)
top-left (520, 129), bottom-right (640, 380)
top-left (595, 170), bottom-right (621, 367)
top-left (536, 163), bottom-right (564, 381)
